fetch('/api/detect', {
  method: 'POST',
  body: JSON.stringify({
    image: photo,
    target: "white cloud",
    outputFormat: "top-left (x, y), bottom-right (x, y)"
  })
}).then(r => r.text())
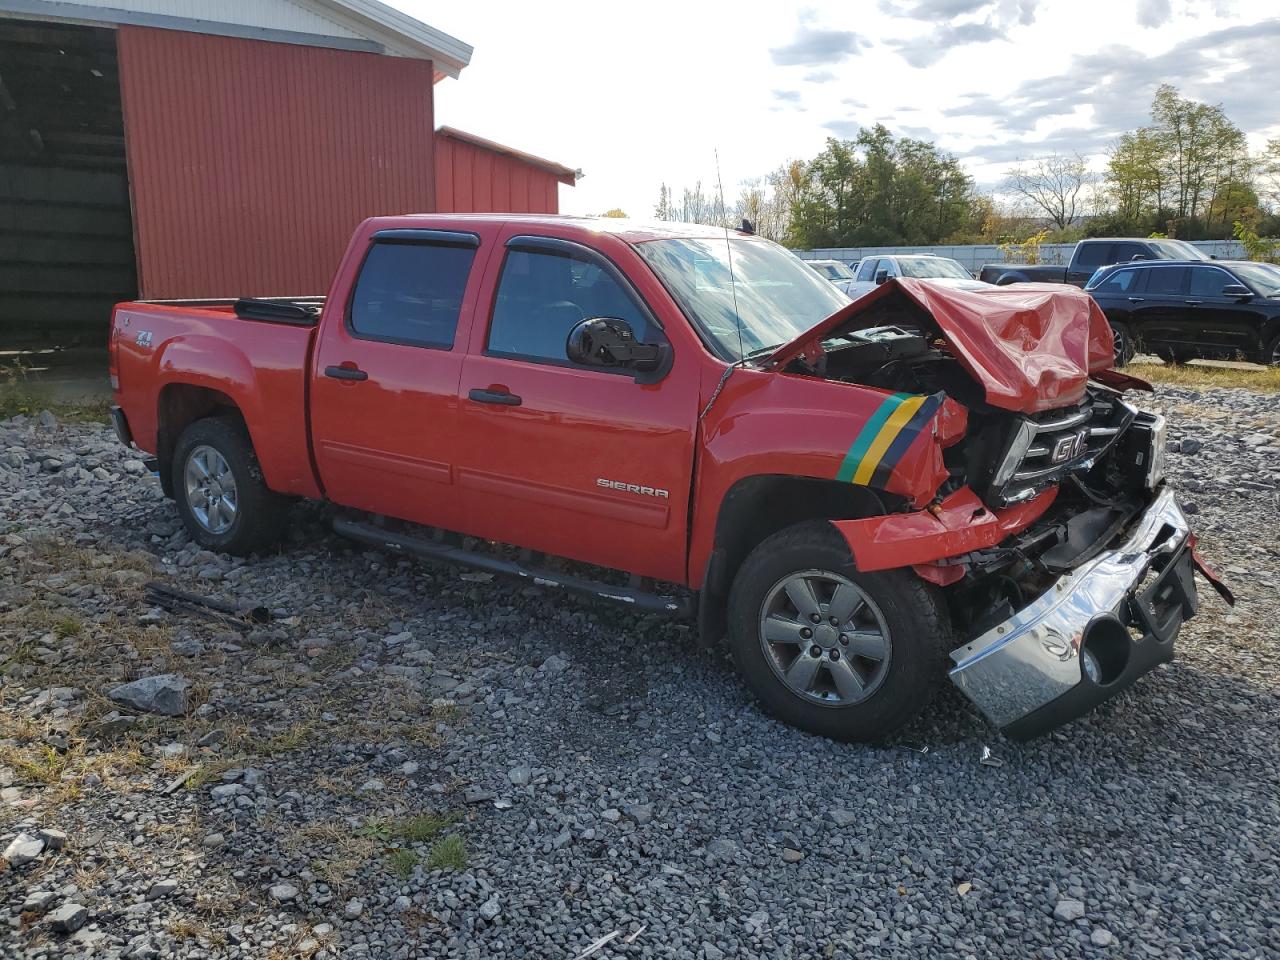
top-left (397, 0), bottom-right (1280, 217)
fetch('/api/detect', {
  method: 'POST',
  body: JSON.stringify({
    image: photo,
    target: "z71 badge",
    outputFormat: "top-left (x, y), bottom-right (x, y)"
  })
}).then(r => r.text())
top-left (135, 330), bottom-right (154, 348)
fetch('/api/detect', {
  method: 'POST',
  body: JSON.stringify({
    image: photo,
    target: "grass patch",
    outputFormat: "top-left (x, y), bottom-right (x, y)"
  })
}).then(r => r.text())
top-left (0, 743), bottom-right (71, 784)
top-left (245, 721), bottom-right (317, 757)
top-left (359, 811), bottom-right (457, 844)
top-left (186, 759), bottom-right (236, 790)
top-left (1129, 360), bottom-right (1280, 393)
top-left (388, 848), bottom-right (419, 879)
top-left (425, 834), bottom-right (467, 871)
top-left (395, 812), bottom-right (457, 843)
top-left (53, 615), bottom-right (82, 639)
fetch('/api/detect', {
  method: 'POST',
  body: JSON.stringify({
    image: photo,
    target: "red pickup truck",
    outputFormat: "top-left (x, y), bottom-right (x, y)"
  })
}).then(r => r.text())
top-left (108, 215), bottom-right (1228, 742)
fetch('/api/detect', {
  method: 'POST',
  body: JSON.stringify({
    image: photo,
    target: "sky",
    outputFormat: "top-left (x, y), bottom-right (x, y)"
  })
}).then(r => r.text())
top-left (399, 0), bottom-right (1280, 217)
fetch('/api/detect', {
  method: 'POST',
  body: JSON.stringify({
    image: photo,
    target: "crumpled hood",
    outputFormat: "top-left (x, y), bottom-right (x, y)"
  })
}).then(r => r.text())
top-left (762, 278), bottom-right (1115, 414)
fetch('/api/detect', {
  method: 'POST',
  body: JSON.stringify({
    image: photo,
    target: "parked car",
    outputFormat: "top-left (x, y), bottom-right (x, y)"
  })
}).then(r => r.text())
top-left (108, 215), bottom-right (1227, 742)
top-left (980, 237), bottom-right (1209, 287)
top-left (846, 254), bottom-right (986, 299)
top-left (806, 258), bottom-right (856, 294)
top-left (1085, 259), bottom-right (1280, 367)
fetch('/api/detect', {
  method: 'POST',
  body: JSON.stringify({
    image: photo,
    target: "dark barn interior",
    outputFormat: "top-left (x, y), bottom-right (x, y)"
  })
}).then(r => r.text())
top-left (0, 18), bottom-right (135, 350)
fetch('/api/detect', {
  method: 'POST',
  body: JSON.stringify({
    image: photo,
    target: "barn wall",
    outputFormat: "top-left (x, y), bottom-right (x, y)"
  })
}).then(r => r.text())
top-left (435, 135), bottom-right (561, 214)
top-left (116, 26), bottom-right (436, 299)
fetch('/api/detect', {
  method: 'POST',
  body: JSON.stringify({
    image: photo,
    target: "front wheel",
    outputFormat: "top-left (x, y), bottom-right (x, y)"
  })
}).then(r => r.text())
top-left (727, 521), bottom-right (951, 742)
top-left (171, 416), bottom-right (288, 556)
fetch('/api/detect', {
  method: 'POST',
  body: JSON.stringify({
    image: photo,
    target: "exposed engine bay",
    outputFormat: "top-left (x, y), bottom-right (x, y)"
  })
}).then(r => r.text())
top-left (782, 301), bottom-right (1173, 645)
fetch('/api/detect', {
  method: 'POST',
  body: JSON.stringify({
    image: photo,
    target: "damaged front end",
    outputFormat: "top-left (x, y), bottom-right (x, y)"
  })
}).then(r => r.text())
top-left (764, 279), bottom-right (1228, 739)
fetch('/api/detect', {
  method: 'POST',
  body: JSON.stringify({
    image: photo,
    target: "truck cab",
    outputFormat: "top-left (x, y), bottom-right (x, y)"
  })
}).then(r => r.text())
top-left (108, 215), bottom-right (1227, 743)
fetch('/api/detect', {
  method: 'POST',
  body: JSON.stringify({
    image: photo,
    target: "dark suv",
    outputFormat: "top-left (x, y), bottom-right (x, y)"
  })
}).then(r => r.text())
top-left (1085, 259), bottom-right (1280, 366)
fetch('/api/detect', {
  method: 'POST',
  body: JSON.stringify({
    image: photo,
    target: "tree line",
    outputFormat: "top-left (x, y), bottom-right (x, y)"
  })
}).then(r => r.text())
top-left (646, 85), bottom-right (1280, 249)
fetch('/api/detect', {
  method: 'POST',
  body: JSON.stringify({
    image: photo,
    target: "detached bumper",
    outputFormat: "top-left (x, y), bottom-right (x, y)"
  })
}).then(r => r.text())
top-left (948, 487), bottom-right (1197, 740)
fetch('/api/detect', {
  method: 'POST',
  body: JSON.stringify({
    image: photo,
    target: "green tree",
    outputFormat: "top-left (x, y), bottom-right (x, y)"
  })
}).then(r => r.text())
top-left (784, 126), bottom-right (981, 247)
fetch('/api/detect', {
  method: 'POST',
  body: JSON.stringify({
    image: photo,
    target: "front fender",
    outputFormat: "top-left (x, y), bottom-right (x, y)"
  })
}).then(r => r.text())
top-left (688, 366), bottom-right (962, 586)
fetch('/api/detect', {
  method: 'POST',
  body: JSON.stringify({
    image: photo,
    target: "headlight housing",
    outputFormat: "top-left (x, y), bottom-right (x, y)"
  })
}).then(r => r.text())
top-left (1126, 411), bottom-right (1166, 490)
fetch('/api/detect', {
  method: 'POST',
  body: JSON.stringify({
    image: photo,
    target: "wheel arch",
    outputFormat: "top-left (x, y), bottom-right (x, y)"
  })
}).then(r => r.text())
top-left (156, 383), bottom-right (245, 498)
top-left (697, 474), bottom-right (890, 645)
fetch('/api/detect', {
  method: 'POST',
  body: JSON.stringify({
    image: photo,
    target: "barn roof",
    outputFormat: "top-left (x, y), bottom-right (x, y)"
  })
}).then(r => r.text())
top-left (0, 0), bottom-right (473, 79)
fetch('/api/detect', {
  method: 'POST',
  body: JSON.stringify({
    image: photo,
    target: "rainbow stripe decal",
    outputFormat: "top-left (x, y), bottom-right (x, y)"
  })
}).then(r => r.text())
top-left (835, 392), bottom-right (945, 489)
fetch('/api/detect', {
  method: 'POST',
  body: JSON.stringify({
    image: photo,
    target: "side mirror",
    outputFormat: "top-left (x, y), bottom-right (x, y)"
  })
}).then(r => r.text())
top-left (566, 317), bottom-right (663, 372)
top-left (874, 269), bottom-right (889, 285)
top-left (1221, 283), bottom-right (1253, 300)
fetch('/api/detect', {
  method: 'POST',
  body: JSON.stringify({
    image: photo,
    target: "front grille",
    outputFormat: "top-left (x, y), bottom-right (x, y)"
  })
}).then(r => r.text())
top-left (987, 391), bottom-right (1134, 507)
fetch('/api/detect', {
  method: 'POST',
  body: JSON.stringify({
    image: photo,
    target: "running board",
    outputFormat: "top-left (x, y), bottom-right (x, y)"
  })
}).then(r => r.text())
top-left (333, 518), bottom-right (693, 617)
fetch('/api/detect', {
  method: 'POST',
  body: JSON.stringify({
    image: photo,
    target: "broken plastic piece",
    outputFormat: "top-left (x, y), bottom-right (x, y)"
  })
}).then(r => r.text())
top-left (980, 745), bottom-right (1004, 767)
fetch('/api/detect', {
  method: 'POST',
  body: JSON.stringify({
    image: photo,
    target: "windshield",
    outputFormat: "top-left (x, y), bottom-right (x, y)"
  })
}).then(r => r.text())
top-left (1148, 239), bottom-right (1208, 260)
top-left (898, 257), bottom-right (972, 280)
top-left (1232, 262), bottom-right (1280, 297)
top-left (635, 238), bottom-right (850, 359)
top-left (811, 261), bottom-right (853, 280)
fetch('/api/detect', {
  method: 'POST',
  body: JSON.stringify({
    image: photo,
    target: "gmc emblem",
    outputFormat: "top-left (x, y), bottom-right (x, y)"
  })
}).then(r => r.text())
top-left (1051, 431), bottom-right (1087, 464)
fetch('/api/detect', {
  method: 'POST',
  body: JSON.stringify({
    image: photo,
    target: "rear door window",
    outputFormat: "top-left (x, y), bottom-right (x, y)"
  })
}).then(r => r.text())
top-left (349, 240), bottom-right (477, 348)
top-left (1144, 267), bottom-right (1187, 296)
top-left (488, 247), bottom-right (652, 364)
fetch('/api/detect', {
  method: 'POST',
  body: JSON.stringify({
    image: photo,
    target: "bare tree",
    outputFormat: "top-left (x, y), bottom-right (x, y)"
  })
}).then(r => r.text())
top-left (1003, 153), bottom-right (1093, 230)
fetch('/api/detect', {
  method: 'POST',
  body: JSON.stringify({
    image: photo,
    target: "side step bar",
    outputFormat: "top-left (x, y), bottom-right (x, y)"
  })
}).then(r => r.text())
top-left (333, 518), bottom-right (694, 618)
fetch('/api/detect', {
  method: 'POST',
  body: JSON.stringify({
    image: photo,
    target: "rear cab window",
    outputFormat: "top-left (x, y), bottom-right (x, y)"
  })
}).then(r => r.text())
top-left (1075, 243), bottom-right (1114, 269)
top-left (349, 235), bottom-right (479, 348)
top-left (487, 242), bottom-right (654, 365)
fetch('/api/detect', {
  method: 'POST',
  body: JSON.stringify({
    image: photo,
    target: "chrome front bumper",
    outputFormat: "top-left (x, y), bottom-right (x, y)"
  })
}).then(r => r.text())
top-left (948, 487), bottom-right (1196, 740)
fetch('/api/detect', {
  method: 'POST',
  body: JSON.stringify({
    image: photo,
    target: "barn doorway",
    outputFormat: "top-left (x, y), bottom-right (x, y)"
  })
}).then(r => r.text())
top-left (1, 17), bottom-right (135, 361)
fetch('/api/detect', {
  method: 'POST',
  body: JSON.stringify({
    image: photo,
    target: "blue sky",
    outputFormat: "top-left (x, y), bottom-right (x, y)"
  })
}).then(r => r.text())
top-left (401, 0), bottom-right (1280, 216)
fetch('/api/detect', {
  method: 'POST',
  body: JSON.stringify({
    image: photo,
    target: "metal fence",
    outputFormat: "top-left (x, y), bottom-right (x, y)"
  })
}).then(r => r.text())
top-left (795, 240), bottom-right (1246, 272)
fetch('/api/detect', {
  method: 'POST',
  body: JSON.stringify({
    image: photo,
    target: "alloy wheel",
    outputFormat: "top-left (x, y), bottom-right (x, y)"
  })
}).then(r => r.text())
top-left (758, 570), bottom-right (892, 707)
top-left (183, 445), bottom-right (238, 534)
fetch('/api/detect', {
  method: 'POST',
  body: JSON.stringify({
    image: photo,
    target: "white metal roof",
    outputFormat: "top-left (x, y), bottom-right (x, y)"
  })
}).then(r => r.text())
top-left (0, 0), bottom-right (473, 79)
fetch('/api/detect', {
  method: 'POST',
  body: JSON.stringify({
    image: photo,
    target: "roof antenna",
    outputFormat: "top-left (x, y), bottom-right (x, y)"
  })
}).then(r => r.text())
top-left (700, 149), bottom-right (747, 422)
top-left (714, 148), bottom-right (745, 364)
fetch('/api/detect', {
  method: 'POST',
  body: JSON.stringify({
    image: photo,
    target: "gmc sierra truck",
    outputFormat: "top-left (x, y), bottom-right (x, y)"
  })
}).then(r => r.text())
top-left (980, 237), bottom-right (1209, 287)
top-left (108, 215), bottom-right (1230, 742)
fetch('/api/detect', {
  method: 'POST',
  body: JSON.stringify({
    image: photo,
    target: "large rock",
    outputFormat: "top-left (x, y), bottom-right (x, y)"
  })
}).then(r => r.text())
top-left (108, 675), bottom-right (190, 716)
top-left (3, 831), bottom-right (45, 866)
top-left (48, 902), bottom-right (88, 933)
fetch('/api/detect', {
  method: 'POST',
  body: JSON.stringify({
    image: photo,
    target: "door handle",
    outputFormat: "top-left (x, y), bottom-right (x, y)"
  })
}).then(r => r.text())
top-left (468, 388), bottom-right (522, 406)
top-left (1185, 300), bottom-right (1202, 305)
top-left (1127, 297), bottom-right (1146, 303)
top-left (324, 365), bottom-right (368, 381)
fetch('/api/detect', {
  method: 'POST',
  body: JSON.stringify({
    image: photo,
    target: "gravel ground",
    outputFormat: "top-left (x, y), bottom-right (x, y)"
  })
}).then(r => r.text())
top-left (2, 385), bottom-right (1278, 959)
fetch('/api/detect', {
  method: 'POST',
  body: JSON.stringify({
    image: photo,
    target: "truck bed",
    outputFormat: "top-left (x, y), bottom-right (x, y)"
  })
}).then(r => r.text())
top-left (110, 295), bottom-right (325, 499)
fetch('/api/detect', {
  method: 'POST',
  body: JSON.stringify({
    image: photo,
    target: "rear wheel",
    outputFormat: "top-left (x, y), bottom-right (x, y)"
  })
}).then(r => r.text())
top-left (172, 416), bottom-right (288, 556)
top-left (727, 520), bottom-right (950, 742)
top-left (1110, 321), bottom-right (1135, 367)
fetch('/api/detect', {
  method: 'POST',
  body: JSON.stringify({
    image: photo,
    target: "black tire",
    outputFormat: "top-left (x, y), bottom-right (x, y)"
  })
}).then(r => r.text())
top-left (1110, 321), bottom-right (1135, 368)
top-left (727, 520), bottom-right (951, 742)
top-left (1265, 332), bottom-right (1280, 367)
top-left (171, 416), bottom-right (288, 556)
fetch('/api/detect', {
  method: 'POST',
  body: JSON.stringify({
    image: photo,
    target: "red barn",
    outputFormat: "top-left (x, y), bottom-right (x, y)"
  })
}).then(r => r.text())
top-left (0, 0), bottom-right (578, 344)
